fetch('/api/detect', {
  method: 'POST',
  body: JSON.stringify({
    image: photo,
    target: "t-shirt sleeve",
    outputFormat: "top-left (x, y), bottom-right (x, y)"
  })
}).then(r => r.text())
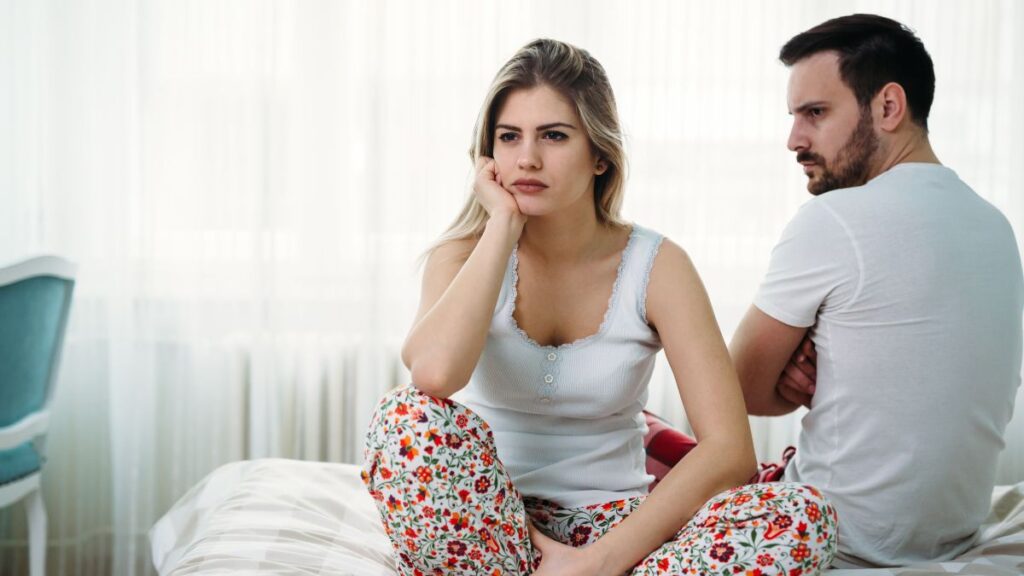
top-left (754, 200), bottom-right (861, 328)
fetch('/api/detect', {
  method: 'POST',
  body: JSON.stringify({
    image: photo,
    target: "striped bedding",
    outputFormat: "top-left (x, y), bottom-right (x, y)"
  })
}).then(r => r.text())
top-left (150, 459), bottom-right (1024, 576)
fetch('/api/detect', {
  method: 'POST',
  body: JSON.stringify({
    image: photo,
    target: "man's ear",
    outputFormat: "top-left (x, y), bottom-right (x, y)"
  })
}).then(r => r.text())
top-left (875, 82), bottom-right (908, 132)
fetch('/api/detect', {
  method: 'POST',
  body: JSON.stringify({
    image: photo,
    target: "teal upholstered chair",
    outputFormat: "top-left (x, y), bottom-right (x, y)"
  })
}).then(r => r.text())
top-left (0, 256), bottom-right (75, 576)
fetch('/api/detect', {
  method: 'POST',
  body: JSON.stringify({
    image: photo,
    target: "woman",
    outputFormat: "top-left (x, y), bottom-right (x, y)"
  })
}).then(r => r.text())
top-left (363, 39), bottom-right (837, 575)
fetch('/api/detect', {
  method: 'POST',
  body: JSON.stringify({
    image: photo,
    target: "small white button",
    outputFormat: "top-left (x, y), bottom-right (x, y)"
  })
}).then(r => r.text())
top-left (547, 352), bottom-right (557, 361)
top-left (540, 397), bottom-right (551, 404)
top-left (544, 374), bottom-right (554, 384)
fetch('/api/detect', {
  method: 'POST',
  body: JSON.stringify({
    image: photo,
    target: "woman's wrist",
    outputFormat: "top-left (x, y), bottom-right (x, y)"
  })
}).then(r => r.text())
top-left (586, 538), bottom-right (622, 576)
top-left (483, 210), bottom-right (525, 245)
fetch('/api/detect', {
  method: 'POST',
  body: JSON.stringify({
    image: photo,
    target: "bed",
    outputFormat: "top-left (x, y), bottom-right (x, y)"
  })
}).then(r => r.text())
top-left (149, 458), bottom-right (1024, 575)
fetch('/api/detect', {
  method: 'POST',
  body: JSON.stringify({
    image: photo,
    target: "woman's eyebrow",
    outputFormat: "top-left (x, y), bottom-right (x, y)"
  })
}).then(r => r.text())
top-left (537, 122), bottom-right (577, 131)
top-left (493, 120), bottom-right (577, 131)
top-left (495, 122), bottom-right (578, 132)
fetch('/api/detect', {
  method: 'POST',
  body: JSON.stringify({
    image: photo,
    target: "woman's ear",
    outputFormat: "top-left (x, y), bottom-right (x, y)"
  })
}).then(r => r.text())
top-left (595, 159), bottom-right (608, 175)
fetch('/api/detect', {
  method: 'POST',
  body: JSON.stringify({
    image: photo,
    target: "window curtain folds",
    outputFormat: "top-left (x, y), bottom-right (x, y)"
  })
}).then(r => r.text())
top-left (1, 1), bottom-right (1022, 573)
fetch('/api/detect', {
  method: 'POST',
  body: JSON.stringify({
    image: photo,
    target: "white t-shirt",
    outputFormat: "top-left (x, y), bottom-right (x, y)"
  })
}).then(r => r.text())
top-left (755, 163), bottom-right (1023, 567)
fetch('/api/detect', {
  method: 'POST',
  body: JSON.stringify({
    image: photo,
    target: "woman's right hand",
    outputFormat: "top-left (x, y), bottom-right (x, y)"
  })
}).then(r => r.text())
top-left (474, 156), bottom-right (526, 229)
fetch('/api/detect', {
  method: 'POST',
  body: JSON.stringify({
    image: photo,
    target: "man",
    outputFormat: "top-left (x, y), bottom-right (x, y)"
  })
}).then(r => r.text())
top-left (730, 14), bottom-right (1024, 568)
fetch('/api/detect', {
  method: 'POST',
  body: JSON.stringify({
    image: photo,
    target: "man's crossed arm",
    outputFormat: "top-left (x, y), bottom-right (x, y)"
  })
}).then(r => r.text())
top-left (730, 305), bottom-right (818, 416)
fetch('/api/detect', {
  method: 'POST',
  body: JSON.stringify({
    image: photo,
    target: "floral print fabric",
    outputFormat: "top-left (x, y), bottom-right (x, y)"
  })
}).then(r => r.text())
top-left (363, 386), bottom-right (837, 575)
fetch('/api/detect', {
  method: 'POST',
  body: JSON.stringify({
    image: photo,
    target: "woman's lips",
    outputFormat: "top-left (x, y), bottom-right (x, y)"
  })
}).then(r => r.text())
top-left (512, 180), bottom-right (548, 194)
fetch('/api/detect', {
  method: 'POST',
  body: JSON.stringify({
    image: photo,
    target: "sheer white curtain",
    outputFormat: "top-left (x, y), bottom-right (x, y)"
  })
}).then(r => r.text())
top-left (0, 1), bottom-right (1021, 573)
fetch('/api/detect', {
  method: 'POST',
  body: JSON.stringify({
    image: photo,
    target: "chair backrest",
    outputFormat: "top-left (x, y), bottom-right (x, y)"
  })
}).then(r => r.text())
top-left (0, 256), bottom-right (76, 429)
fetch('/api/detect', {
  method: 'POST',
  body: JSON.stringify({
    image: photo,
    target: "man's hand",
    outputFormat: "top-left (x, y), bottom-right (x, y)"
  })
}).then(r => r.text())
top-left (731, 306), bottom-right (810, 416)
top-left (776, 336), bottom-right (816, 408)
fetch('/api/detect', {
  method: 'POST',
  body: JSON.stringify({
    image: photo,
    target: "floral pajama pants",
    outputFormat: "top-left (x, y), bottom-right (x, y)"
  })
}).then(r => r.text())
top-left (362, 386), bottom-right (838, 575)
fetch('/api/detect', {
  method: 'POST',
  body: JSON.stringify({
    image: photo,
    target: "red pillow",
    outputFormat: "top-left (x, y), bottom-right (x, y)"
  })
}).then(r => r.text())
top-left (642, 410), bottom-right (698, 490)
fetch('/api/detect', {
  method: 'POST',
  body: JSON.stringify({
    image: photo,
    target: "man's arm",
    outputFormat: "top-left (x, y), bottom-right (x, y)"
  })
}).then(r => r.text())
top-left (730, 305), bottom-right (815, 416)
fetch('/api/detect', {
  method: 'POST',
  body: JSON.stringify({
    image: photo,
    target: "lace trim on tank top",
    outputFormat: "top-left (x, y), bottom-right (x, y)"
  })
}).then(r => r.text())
top-left (507, 226), bottom-right (639, 351)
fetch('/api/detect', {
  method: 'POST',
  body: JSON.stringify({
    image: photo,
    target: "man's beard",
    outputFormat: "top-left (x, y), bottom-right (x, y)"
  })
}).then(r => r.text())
top-left (798, 108), bottom-right (880, 195)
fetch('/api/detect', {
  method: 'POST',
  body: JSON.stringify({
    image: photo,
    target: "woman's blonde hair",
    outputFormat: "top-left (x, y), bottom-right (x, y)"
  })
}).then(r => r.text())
top-left (431, 38), bottom-right (627, 252)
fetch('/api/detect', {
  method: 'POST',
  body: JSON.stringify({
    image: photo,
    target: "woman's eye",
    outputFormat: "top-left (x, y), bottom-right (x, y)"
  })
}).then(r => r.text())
top-left (543, 131), bottom-right (568, 141)
top-left (497, 132), bottom-right (518, 142)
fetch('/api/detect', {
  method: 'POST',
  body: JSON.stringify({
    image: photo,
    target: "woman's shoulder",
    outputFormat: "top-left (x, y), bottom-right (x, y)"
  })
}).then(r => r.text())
top-left (624, 223), bottom-right (689, 264)
top-left (629, 225), bottom-right (696, 290)
top-left (627, 222), bottom-right (671, 247)
top-left (645, 235), bottom-right (702, 306)
top-left (623, 222), bottom-right (681, 255)
top-left (627, 221), bottom-right (656, 234)
top-left (651, 238), bottom-right (693, 270)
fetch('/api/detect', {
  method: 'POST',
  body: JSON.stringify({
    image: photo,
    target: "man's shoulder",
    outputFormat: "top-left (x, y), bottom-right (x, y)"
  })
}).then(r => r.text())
top-left (793, 164), bottom-right (965, 226)
top-left (783, 194), bottom-right (851, 236)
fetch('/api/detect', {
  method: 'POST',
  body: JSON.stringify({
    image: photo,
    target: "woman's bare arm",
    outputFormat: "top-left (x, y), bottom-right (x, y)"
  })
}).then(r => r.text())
top-left (588, 239), bottom-right (757, 574)
top-left (401, 158), bottom-right (526, 398)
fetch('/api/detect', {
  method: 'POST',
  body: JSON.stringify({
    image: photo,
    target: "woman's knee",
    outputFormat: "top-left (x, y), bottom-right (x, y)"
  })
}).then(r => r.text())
top-left (653, 483), bottom-right (836, 575)
top-left (760, 483), bottom-right (837, 526)
top-left (768, 482), bottom-right (838, 543)
top-left (761, 483), bottom-right (838, 570)
top-left (362, 384), bottom-right (495, 486)
top-left (368, 384), bottom-right (489, 437)
top-left (737, 482), bottom-right (838, 567)
top-left (692, 482), bottom-right (837, 541)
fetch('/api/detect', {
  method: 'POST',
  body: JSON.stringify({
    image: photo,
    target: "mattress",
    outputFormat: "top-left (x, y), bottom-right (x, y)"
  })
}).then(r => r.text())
top-left (149, 458), bottom-right (1024, 575)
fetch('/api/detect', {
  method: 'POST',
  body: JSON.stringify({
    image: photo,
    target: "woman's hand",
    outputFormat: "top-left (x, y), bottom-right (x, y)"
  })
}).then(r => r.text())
top-left (474, 156), bottom-right (526, 228)
top-left (529, 521), bottom-right (610, 576)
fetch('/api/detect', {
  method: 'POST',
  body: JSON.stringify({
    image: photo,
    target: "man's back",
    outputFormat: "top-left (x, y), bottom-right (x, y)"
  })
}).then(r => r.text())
top-left (755, 163), bottom-right (1023, 566)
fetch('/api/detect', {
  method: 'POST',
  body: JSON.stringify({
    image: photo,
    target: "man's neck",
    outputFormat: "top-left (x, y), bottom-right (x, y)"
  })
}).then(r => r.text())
top-left (868, 131), bottom-right (941, 180)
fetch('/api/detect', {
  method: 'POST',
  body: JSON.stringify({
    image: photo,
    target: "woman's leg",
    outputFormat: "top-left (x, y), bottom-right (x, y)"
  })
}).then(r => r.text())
top-left (631, 482), bottom-right (837, 575)
top-left (362, 385), bottom-right (537, 575)
top-left (524, 496), bottom-right (643, 547)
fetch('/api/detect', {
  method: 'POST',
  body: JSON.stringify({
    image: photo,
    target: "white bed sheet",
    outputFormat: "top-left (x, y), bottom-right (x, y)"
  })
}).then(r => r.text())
top-left (150, 459), bottom-right (1024, 576)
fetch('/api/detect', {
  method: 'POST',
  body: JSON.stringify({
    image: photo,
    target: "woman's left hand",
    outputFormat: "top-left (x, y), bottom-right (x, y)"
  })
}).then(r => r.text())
top-left (529, 521), bottom-right (609, 576)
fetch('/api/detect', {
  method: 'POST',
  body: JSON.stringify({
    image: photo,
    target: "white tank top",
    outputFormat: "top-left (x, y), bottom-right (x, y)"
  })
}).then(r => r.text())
top-left (455, 224), bottom-right (665, 508)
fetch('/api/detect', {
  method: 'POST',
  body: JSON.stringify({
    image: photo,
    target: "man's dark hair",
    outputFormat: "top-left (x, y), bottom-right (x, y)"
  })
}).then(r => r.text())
top-left (780, 14), bottom-right (935, 130)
